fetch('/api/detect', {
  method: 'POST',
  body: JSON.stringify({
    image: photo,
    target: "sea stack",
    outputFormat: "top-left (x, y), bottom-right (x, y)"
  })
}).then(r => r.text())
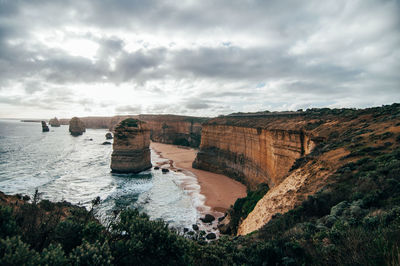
top-left (105, 132), bottom-right (113, 139)
top-left (69, 117), bottom-right (86, 136)
top-left (41, 121), bottom-right (49, 132)
top-left (111, 118), bottom-right (152, 173)
top-left (49, 117), bottom-right (61, 127)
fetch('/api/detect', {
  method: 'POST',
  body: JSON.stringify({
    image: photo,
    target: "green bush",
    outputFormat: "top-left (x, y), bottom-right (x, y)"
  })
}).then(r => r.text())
top-left (0, 236), bottom-right (40, 266)
top-left (70, 241), bottom-right (113, 266)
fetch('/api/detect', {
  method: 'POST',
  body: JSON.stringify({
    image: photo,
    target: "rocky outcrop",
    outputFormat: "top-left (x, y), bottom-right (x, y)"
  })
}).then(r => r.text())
top-left (69, 117), bottom-right (86, 136)
top-left (105, 132), bottom-right (113, 139)
top-left (49, 117), bottom-right (60, 127)
top-left (111, 118), bottom-right (152, 173)
top-left (41, 121), bottom-right (49, 132)
top-left (193, 117), bottom-right (317, 189)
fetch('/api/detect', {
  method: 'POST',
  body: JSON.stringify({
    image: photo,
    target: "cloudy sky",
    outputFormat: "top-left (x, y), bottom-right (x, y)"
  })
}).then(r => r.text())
top-left (0, 0), bottom-right (399, 118)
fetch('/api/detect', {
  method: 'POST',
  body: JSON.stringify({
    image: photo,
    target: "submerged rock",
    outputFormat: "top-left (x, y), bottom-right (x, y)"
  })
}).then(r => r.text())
top-left (111, 118), bottom-right (152, 173)
top-left (192, 224), bottom-right (199, 231)
top-left (69, 117), bottom-right (86, 136)
top-left (49, 117), bottom-right (61, 127)
top-left (161, 168), bottom-right (169, 173)
top-left (154, 166), bottom-right (160, 170)
top-left (105, 132), bottom-right (113, 139)
top-left (102, 141), bottom-right (112, 145)
top-left (41, 121), bottom-right (49, 132)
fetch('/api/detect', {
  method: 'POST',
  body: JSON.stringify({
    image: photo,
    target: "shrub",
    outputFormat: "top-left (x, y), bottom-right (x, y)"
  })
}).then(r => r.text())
top-left (0, 236), bottom-right (40, 265)
top-left (70, 241), bottom-right (113, 266)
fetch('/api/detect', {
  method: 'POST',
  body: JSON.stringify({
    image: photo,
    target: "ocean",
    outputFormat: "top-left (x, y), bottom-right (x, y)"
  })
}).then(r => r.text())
top-left (0, 119), bottom-right (208, 230)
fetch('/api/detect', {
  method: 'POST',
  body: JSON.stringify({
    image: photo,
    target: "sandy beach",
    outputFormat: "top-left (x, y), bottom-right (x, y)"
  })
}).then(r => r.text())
top-left (150, 142), bottom-right (247, 213)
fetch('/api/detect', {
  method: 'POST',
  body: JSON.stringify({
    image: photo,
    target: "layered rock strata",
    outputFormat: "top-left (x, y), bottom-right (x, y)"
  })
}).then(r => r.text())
top-left (59, 115), bottom-right (207, 147)
top-left (49, 117), bottom-right (61, 127)
top-left (111, 118), bottom-right (152, 173)
top-left (41, 121), bottom-right (49, 132)
top-left (193, 117), bottom-right (317, 189)
top-left (69, 117), bottom-right (86, 136)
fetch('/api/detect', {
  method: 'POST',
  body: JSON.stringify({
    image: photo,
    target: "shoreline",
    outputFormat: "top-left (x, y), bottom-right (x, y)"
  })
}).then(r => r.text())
top-left (150, 142), bottom-right (247, 214)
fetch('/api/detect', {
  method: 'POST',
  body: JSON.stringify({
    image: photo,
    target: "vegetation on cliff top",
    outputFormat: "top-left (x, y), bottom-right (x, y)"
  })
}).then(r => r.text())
top-left (116, 118), bottom-right (143, 128)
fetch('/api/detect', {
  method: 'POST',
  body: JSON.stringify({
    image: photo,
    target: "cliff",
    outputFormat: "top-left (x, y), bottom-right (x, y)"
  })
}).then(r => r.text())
top-left (69, 117), bottom-right (86, 136)
top-left (193, 116), bottom-right (320, 189)
top-left (111, 118), bottom-right (152, 173)
top-left (194, 105), bottom-right (400, 235)
top-left (60, 114), bottom-right (207, 147)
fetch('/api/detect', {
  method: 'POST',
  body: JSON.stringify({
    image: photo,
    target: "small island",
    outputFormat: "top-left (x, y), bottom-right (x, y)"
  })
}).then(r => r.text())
top-left (111, 118), bottom-right (152, 173)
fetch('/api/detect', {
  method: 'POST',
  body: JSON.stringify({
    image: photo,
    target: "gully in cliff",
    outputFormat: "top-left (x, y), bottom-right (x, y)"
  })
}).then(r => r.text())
top-left (111, 118), bottom-right (152, 173)
top-left (69, 117), bottom-right (86, 136)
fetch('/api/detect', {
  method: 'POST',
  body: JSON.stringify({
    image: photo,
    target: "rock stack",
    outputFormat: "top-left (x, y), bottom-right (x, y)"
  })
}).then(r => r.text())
top-left (41, 121), bottom-right (49, 132)
top-left (111, 118), bottom-right (152, 173)
top-left (49, 117), bottom-right (61, 127)
top-left (69, 117), bottom-right (86, 136)
top-left (105, 132), bottom-right (113, 139)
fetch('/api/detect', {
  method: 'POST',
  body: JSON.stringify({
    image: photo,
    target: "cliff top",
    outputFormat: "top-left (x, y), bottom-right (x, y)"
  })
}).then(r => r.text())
top-left (205, 103), bottom-right (400, 131)
top-left (115, 118), bottom-right (148, 131)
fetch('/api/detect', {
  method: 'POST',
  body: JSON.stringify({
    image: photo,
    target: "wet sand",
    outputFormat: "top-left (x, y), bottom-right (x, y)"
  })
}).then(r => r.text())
top-left (150, 142), bottom-right (247, 213)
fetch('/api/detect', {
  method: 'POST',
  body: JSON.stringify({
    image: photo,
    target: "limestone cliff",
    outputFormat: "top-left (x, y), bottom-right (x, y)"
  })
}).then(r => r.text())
top-left (193, 116), bottom-right (319, 189)
top-left (69, 117), bottom-right (86, 136)
top-left (111, 118), bottom-right (152, 173)
top-left (60, 115), bottom-right (207, 147)
top-left (196, 106), bottom-right (400, 236)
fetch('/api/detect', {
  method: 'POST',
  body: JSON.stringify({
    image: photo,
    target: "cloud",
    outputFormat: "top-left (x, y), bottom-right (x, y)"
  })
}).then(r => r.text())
top-left (115, 105), bottom-right (142, 114)
top-left (0, 0), bottom-right (399, 118)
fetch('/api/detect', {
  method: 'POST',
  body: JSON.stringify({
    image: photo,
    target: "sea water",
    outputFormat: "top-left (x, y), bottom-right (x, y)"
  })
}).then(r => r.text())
top-left (0, 119), bottom-right (208, 229)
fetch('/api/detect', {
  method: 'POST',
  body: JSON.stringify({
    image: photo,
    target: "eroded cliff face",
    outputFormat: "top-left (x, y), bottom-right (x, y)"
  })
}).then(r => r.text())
top-left (60, 115), bottom-right (207, 147)
top-left (193, 123), bottom-right (317, 188)
top-left (111, 119), bottom-right (152, 173)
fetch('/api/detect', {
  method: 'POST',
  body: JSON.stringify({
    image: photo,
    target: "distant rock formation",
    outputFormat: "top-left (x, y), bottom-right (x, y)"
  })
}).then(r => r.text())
top-left (69, 117), bottom-right (86, 136)
top-left (41, 121), bottom-right (49, 132)
top-left (105, 132), bottom-right (113, 139)
top-left (49, 117), bottom-right (61, 127)
top-left (111, 118), bottom-right (152, 173)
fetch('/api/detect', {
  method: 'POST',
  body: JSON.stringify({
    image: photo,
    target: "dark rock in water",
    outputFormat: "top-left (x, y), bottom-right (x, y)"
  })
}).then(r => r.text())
top-left (154, 166), bottom-right (160, 170)
top-left (105, 132), bottom-right (113, 139)
top-left (89, 138), bottom-right (93, 141)
top-left (102, 141), bottom-right (112, 145)
top-left (192, 224), bottom-right (199, 231)
top-left (69, 117), bottom-right (86, 136)
top-left (187, 231), bottom-right (195, 236)
top-left (200, 214), bottom-right (215, 223)
top-left (161, 168), bottom-right (169, 173)
top-left (111, 118), bottom-right (152, 173)
top-left (206, 233), bottom-right (216, 240)
top-left (41, 121), bottom-right (49, 132)
top-left (183, 228), bottom-right (189, 233)
top-left (49, 117), bottom-right (61, 127)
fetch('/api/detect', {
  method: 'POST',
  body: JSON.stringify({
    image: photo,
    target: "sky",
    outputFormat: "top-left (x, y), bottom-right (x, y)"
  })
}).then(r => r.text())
top-left (0, 0), bottom-right (399, 119)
